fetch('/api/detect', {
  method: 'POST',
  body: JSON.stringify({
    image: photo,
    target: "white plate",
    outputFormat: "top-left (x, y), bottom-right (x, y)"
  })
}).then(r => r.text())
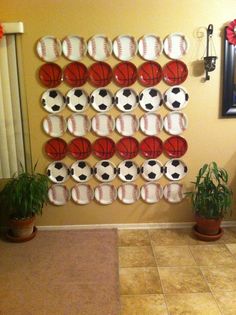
top-left (90, 88), bottom-right (114, 112)
top-left (164, 159), bottom-right (188, 181)
top-left (71, 184), bottom-right (94, 204)
top-left (41, 89), bottom-right (65, 113)
top-left (163, 111), bottom-right (188, 135)
top-left (139, 87), bottom-right (163, 112)
top-left (62, 35), bottom-right (87, 61)
top-left (70, 161), bottom-right (93, 182)
top-left (94, 184), bottom-right (117, 205)
top-left (94, 160), bottom-right (117, 182)
top-left (67, 114), bottom-right (91, 136)
top-left (66, 88), bottom-right (89, 112)
top-left (36, 35), bottom-right (62, 62)
top-left (42, 114), bottom-right (67, 137)
top-left (91, 114), bottom-right (115, 136)
top-left (115, 88), bottom-right (139, 112)
top-left (163, 182), bottom-right (185, 203)
top-left (138, 34), bottom-right (163, 60)
top-left (141, 159), bottom-right (163, 181)
top-left (118, 183), bottom-right (140, 204)
top-left (87, 34), bottom-right (112, 61)
top-left (139, 113), bottom-right (163, 136)
top-left (116, 113), bottom-right (139, 136)
top-left (48, 184), bottom-right (70, 205)
top-left (141, 183), bottom-right (163, 203)
top-left (118, 160), bottom-right (139, 182)
top-left (164, 86), bottom-right (189, 111)
top-left (47, 162), bottom-right (70, 183)
top-left (163, 33), bottom-right (189, 59)
top-left (113, 35), bottom-right (137, 61)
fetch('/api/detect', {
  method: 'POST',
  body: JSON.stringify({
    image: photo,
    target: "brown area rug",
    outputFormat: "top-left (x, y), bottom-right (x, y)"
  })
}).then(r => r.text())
top-left (0, 229), bottom-right (120, 315)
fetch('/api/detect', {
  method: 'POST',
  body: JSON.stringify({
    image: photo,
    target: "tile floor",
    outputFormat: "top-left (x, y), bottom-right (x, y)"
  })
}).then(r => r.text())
top-left (118, 227), bottom-right (236, 315)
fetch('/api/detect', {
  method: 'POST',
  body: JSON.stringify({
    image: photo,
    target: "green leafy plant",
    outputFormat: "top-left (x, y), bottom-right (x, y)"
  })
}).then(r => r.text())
top-left (186, 162), bottom-right (233, 219)
top-left (0, 163), bottom-right (49, 219)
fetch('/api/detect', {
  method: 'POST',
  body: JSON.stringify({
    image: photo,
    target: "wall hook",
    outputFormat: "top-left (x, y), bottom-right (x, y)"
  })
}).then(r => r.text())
top-left (204, 24), bottom-right (217, 81)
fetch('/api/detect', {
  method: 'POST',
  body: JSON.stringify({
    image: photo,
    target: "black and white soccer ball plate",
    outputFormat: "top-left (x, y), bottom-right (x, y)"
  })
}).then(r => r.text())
top-left (66, 88), bottom-right (89, 112)
top-left (115, 88), bottom-right (139, 112)
top-left (41, 89), bottom-right (66, 113)
top-left (70, 161), bottom-right (93, 182)
top-left (164, 86), bottom-right (189, 111)
top-left (164, 159), bottom-right (187, 181)
top-left (47, 161), bottom-right (70, 183)
top-left (90, 88), bottom-right (114, 112)
top-left (94, 160), bottom-right (117, 182)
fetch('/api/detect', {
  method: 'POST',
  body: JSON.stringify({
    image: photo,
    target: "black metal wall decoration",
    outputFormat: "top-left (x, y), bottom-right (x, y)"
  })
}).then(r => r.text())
top-left (204, 24), bottom-right (217, 80)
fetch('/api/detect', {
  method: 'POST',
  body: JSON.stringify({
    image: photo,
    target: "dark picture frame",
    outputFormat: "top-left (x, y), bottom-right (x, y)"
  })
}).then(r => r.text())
top-left (222, 27), bottom-right (236, 117)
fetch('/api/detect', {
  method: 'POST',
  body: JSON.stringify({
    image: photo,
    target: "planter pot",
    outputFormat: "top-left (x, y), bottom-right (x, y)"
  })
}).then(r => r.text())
top-left (195, 215), bottom-right (222, 235)
top-left (193, 224), bottom-right (224, 241)
top-left (8, 215), bottom-right (36, 241)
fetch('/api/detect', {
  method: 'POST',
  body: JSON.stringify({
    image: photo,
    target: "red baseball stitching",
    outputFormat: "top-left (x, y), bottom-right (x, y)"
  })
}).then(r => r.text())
top-left (46, 117), bottom-right (53, 135)
top-left (108, 116), bottom-right (113, 133)
top-left (142, 37), bottom-right (147, 58)
top-left (63, 185), bottom-right (68, 203)
top-left (179, 113), bottom-right (186, 131)
top-left (111, 185), bottom-right (116, 202)
top-left (116, 38), bottom-right (122, 59)
top-left (144, 185), bottom-right (148, 201)
top-left (121, 185), bottom-right (125, 201)
top-left (154, 37), bottom-right (160, 58)
top-left (91, 37), bottom-right (96, 59)
top-left (155, 185), bottom-right (160, 202)
top-left (120, 116), bottom-right (124, 133)
top-left (144, 114), bottom-right (148, 132)
top-left (168, 36), bottom-right (172, 56)
top-left (95, 115), bottom-right (99, 133)
top-left (167, 114), bottom-right (172, 131)
top-left (40, 39), bottom-right (46, 59)
top-left (79, 38), bottom-right (84, 58)
top-left (178, 184), bottom-right (183, 201)
top-left (132, 184), bottom-right (137, 202)
top-left (75, 185), bottom-right (80, 202)
top-left (131, 115), bottom-right (136, 133)
top-left (130, 36), bottom-right (136, 58)
top-left (53, 38), bottom-right (60, 58)
top-left (179, 35), bottom-right (185, 56)
top-left (65, 37), bottom-right (72, 58)
top-left (70, 116), bottom-right (76, 135)
top-left (104, 37), bottom-right (110, 58)
top-left (98, 185), bottom-right (103, 202)
top-left (51, 185), bottom-right (57, 203)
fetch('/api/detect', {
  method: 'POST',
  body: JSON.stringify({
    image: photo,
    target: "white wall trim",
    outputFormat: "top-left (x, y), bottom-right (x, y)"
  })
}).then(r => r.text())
top-left (2, 22), bottom-right (24, 34)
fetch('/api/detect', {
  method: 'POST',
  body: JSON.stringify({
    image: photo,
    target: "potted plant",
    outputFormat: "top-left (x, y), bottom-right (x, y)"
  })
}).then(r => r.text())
top-left (0, 163), bottom-right (49, 242)
top-left (186, 161), bottom-right (233, 241)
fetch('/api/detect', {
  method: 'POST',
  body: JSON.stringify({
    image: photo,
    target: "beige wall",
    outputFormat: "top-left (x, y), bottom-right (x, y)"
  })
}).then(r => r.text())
top-left (1, 0), bottom-right (236, 225)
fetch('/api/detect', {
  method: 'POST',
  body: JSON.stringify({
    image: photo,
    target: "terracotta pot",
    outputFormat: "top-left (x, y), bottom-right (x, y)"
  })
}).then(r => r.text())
top-left (195, 215), bottom-right (222, 235)
top-left (9, 215), bottom-right (36, 238)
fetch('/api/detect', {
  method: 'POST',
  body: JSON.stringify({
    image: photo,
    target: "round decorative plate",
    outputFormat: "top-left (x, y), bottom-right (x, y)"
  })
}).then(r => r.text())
top-left (138, 34), bottom-right (163, 60)
top-left (163, 111), bottom-right (188, 135)
top-left (141, 182), bottom-right (163, 203)
top-left (140, 136), bottom-right (163, 158)
top-left (88, 62), bottom-right (113, 87)
top-left (70, 161), bottom-right (93, 182)
top-left (90, 88), bottom-right (114, 112)
top-left (66, 88), bottom-right (89, 112)
top-left (116, 137), bottom-right (139, 159)
top-left (139, 113), bottom-right (163, 136)
top-left (42, 114), bottom-right (67, 137)
top-left (48, 184), bottom-right (70, 205)
top-left (62, 35), bottom-right (87, 61)
top-left (45, 138), bottom-right (68, 160)
top-left (94, 184), bottom-right (117, 205)
top-left (94, 160), bottom-right (117, 182)
top-left (68, 137), bottom-right (92, 160)
top-left (115, 88), bottom-right (139, 112)
top-left (139, 87), bottom-right (163, 112)
top-left (164, 159), bottom-right (188, 181)
top-left (138, 61), bottom-right (163, 87)
top-left (63, 62), bottom-right (88, 87)
top-left (113, 62), bottom-right (137, 87)
top-left (163, 136), bottom-right (188, 158)
top-left (71, 184), bottom-right (94, 205)
top-left (141, 159), bottom-right (163, 181)
top-left (91, 113), bottom-right (115, 136)
top-left (36, 36), bottom-right (62, 62)
top-left (93, 137), bottom-right (116, 159)
top-left (162, 60), bottom-right (188, 86)
top-left (46, 161), bottom-right (70, 183)
top-left (117, 183), bottom-right (140, 204)
top-left (164, 86), bottom-right (189, 111)
top-left (118, 160), bottom-right (140, 182)
top-left (113, 35), bottom-right (137, 61)
top-left (116, 113), bottom-right (139, 136)
top-left (87, 34), bottom-right (112, 61)
top-left (163, 182), bottom-right (185, 203)
top-left (67, 114), bottom-right (91, 136)
top-left (38, 63), bottom-right (62, 88)
top-left (41, 89), bottom-right (65, 113)
top-left (163, 33), bottom-right (189, 59)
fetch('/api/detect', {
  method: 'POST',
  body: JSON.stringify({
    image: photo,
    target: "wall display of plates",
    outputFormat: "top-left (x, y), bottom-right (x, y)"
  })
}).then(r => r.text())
top-left (115, 88), bottom-right (139, 112)
top-left (92, 137), bottom-right (116, 160)
top-left (164, 86), bottom-right (189, 111)
top-left (63, 62), bottom-right (88, 87)
top-left (67, 113), bottom-right (91, 136)
top-left (62, 35), bottom-right (87, 61)
top-left (163, 33), bottom-right (189, 60)
top-left (138, 61), bottom-right (163, 87)
top-left (163, 182), bottom-right (185, 203)
top-left (45, 138), bottom-right (68, 160)
top-left (42, 114), bottom-right (67, 137)
top-left (140, 182), bottom-right (163, 203)
top-left (91, 113), bottom-right (115, 136)
top-left (94, 184), bottom-right (117, 205)
top-left (68, 137), bottom-right (92, 160)
top-left (117, 183), bottom-right (140, 204)
top-left (139, 87), bottom-right (163, 112)
top-left (138, 34), bottom-right (163, 60)
top-left (113, 35), bottom-right (137, 61)
top-left (87, 35), bottom-right (112, 61)
top-left (139, 113), bottom-right (163, 136)
top-left (164, 159), bottom-right (188, 181)
top-left (36, 36), bottom-right (62, 62)
top-left (116, 113), bottom-right (139, 136)
top-left (116, 137), bottom-right (139, 159)
top-left (90, 88), bottom-right (114, 112)
top-left (71, 184), bottom-right (94, 205)
top-left (47, 161), bottom-right (70, 183)
top-left (38, 63), bottom-right (62, 88)
top-left (88, 62), bottom-right (113, 87)
top-left (117, 160), bottom-right (140, 182)
top-left (140, 136), bottom-right (163, 158)
top-left (70, 161), bottom-right (93, 182)
top-left (41, 89), bottom-right (65, 113)
top-left (141, 159), bottom-right (163, 181)
top-left (48, 184), bottom-right (70, 205)
top-left (163, 136), bottom-right (188, 158)
top-left (113, 61), bottom-right (137, 87)
top-left (163, 111), bottom-right (188, 135)
top-left (66, 88), bottom-right (89, 112)
top-left (162, 60), bottom-right (188, 86)
top-left (94, 160), bottom-right (117, 182)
